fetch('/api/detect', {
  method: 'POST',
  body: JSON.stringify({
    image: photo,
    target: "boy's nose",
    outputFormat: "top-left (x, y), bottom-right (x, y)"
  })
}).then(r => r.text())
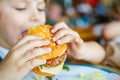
top-left (29, 11), bottom-right (40, 23)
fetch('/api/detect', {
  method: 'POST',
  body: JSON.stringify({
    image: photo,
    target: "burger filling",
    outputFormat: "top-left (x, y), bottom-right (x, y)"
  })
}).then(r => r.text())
top-left (45, 52), bottom-right (67, 67)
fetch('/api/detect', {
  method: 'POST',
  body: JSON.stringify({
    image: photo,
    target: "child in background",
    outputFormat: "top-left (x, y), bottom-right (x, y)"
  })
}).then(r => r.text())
top-left (102, 21), bottom-right (120, 68)
top-left (0, 0), bottom-right (106, 80)
top-left (46, 0), bottom-right (63, 25)
top-left (93, 0), bottom-right (120, 69)
top-left (110, 0), bottom-right (120, 21)
top-left (102, 1), bottom-right (120, 68)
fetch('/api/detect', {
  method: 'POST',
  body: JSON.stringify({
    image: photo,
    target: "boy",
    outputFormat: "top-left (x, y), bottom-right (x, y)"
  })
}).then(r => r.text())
top-left (0, 0), bottom-right (105, 80)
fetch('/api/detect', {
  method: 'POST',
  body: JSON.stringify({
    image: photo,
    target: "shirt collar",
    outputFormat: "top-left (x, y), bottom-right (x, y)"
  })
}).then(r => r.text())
top-left (113, 37), bottom-right (120, 43)
top-left (0, 46), bottom-right (9, 59)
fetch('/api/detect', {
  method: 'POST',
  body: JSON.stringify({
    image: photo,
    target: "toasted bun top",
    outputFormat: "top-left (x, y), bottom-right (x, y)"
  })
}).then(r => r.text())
top-left (28, 25), bottom-right (67, 60)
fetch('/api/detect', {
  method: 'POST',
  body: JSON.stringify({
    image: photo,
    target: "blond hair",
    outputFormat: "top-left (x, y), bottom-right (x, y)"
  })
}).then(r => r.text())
top-left (111, 0), bottom-right (120, 14)
top-left (44, 0), bottom-right (49, 4)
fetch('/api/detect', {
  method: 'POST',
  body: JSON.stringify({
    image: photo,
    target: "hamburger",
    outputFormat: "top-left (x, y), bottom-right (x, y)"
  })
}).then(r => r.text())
top-left (27, 25), bottom-right (67, 76)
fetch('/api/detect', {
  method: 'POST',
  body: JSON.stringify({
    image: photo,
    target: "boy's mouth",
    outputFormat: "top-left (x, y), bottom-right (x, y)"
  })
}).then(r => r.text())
top-left (22, 30), bottom-right (28, 37)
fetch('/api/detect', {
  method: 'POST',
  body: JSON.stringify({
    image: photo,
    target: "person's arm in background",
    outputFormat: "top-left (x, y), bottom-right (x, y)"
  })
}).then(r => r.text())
top-left (102, 21), bottom-right (120, 68)
top-left (102, 22), bottom-right (120, 40)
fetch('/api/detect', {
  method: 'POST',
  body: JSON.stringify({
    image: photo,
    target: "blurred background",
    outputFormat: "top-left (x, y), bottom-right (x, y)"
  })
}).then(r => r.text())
top-left (46, 0), bottom-right (120, 42)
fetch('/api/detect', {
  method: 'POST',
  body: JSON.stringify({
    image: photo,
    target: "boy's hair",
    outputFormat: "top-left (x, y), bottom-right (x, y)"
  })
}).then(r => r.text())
top-left (0, 0), bottom-right (49, 3)
top-left (111, 0), bottom-right (120, 14)
top-left (44, 0), bottom-right (49, 4)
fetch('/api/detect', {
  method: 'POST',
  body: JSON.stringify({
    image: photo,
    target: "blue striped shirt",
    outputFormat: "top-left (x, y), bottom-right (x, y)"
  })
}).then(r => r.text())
top-left (0, 56), bottom-right (2, 62)
top-left (0, 46), bottom-right (8, 62)
top-left (0, 46), bottom-right (39, 80)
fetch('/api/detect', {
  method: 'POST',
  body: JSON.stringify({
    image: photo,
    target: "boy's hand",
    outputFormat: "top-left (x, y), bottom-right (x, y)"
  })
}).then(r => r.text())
top-left (0, 35), bottom-right (51, 80)
top-left (51, 22), bottom-right (84, 60)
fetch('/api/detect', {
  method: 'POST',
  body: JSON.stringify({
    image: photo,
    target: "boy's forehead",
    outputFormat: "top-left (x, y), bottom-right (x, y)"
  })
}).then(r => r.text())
top-left (7, 0), bottom-right (45, 3)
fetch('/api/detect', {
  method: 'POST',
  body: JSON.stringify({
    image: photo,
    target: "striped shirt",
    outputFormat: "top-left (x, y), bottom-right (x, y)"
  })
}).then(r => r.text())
top-left (0, 46), bottom-right (39, 80)
top-left (0, 46), bottom-right (8, 62)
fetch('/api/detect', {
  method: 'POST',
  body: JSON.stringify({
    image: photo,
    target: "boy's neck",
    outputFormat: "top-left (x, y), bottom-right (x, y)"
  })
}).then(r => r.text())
top-left (0, 38), bottom-right (10, 49)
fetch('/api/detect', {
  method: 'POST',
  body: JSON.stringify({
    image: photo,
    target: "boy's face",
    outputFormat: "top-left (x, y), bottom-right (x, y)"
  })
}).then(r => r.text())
top-left (0, 0), bottom-right (46, 48)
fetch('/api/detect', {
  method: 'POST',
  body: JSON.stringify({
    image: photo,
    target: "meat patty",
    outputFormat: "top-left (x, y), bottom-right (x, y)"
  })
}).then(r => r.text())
top-left (46, 52), bottom-right (67, 66)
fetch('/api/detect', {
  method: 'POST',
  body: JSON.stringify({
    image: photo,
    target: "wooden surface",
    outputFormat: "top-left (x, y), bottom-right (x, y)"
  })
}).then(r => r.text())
top-left (71, 27), bottom-right (97, 41)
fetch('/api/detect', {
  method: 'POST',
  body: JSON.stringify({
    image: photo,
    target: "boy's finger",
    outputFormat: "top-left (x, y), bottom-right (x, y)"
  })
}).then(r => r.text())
top-left (13, 35), bottom-right (41, 50)
top-left (53, 29), bottom-right (69, 41)
top-left (51, 22), bottom-right (68, 33)
top-left (20, 48), bottom-right (51, 63)
top-left (53, 28), bottom-right (80, 42)
top-left (56, 35), bottom-right (74, 45)
top-left (12, 39), bottom-right (50, 58)
top-left (21, 59), bottom-right (46, 75)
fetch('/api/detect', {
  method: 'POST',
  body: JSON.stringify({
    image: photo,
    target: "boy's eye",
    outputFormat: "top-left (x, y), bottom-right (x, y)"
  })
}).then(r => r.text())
top-left (15, 7), bottom-right (26, 11)
top-left (38, 8), bottom-right (46, 12)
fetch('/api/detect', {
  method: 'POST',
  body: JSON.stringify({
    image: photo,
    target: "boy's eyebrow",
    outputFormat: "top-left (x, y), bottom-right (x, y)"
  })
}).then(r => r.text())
top-left (9, 0), bottom-right (46, 7)
top-left (21, 0), bottom-right (45, 3)
top-left (10, 0), bottom-right (45, 3)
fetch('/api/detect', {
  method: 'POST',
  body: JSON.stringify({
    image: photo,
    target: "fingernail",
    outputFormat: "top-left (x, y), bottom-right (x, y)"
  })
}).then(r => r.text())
top-left (47, 48), bottom-right (52, 52)
top-left (80, 39), bottom-right (84, 44)
top-left (45, 40), bottom-right (50, 44)
top-left (38, 59), bottom-right (46, 64)
top-left (42, 59), bottom-right (46, 63)
top-left (51, 29), bottom-right (55, 33)
top-left (34, 59), bottom-right (46, 65)
top-left (57, 40), bottom-right (62, 45)
top-left (53, 37), bottom-right (56, 41)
